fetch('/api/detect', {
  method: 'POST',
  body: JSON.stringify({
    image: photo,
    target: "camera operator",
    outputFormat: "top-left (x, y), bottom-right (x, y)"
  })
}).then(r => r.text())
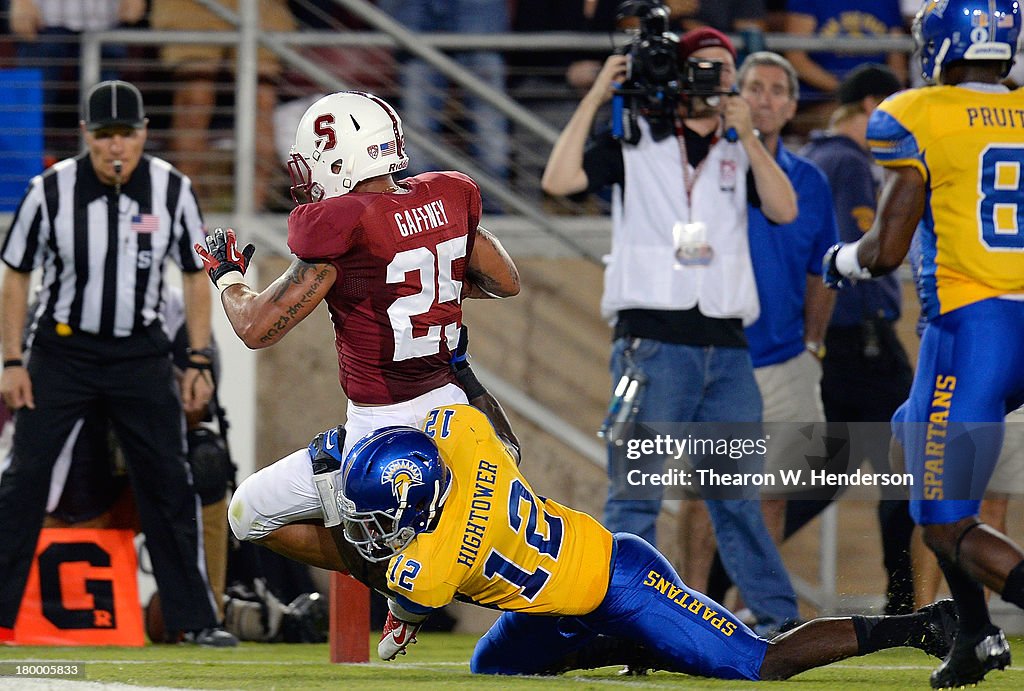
top-left (542, 25), bottom-right (799, 637)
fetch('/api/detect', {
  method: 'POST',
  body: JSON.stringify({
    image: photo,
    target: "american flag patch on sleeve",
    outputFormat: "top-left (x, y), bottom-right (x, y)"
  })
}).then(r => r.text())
top-left (380, 140), bottom-right (395, 155)
top-left (131, 214), bottom-right (159, 234)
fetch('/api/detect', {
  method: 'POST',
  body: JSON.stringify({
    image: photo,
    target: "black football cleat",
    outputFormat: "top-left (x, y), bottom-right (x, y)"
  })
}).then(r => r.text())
top-left (929, 625), bottom-right (1010, 689)
top-left (916, 599), bottom-right (959, 659)
top-left (181, 626), bottom-right (239, 648)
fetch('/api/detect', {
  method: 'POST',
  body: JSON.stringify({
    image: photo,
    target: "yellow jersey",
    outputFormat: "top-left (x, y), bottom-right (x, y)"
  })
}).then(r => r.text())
top-left (384, 404), bottom-right (613, 615)
top-left (868, 85), bottom-right (1024, 317)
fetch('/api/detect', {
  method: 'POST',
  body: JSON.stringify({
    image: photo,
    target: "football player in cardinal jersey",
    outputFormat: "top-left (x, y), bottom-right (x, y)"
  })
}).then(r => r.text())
top-left (194, 90), bottom-right (520, 574)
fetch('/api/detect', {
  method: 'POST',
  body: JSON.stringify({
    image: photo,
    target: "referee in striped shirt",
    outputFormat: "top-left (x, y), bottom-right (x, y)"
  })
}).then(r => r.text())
top-left (0, 80), bottom-right (235, 645)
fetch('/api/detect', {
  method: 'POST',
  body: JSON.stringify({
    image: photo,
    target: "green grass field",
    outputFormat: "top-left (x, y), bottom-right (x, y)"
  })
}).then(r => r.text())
top-left (1, 634), bottom-right (1023, 689)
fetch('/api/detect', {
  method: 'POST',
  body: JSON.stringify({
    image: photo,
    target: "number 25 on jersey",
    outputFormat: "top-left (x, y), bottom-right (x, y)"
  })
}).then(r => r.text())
top-left (386, 237), bottom-right (466, 361)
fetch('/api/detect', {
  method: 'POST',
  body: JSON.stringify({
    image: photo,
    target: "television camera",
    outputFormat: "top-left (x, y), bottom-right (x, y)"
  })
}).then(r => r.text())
top-left (612, 0), bottom-right (736, 143)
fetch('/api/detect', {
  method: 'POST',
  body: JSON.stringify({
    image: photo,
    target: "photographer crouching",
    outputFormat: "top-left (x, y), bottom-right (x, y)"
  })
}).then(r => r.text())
top-left (541, 4), bottom-right (800, 637)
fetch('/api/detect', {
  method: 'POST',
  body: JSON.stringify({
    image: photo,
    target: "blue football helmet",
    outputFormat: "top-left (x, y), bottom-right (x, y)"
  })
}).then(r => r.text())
top-left (339, 427), bottom-right (452, 562)
top-left (913, 0), bottom-right (1021, 83)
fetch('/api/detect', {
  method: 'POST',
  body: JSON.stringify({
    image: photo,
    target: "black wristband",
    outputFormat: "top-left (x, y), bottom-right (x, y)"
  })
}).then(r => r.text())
top-left (454, 363), bottom-right (487, 400)
top-left (187, 346), bottom-right (216, 360)
top-left (3, 359), bottom-right (23, 368)
top-left (187, 360), bottom-right (214, 371)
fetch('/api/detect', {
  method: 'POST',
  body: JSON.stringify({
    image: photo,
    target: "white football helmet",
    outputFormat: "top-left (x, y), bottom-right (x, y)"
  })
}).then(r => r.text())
top-left (287, 91), bottom-right (409, 203)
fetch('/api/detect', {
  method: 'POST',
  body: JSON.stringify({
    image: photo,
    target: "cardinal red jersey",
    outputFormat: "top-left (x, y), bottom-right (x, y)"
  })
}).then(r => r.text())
top-left (287, 171), bottom-right (481, 404)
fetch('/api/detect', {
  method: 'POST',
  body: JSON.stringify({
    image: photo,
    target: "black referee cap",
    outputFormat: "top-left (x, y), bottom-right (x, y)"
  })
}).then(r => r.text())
top-left (82, 80), bottom-right (146, 131)
top-left (837, 64), bottom-right (902, 105)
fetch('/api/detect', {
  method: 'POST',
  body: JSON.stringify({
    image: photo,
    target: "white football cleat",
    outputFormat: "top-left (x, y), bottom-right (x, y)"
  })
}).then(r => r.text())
top-left (378, 611), bottom-right (422, 661)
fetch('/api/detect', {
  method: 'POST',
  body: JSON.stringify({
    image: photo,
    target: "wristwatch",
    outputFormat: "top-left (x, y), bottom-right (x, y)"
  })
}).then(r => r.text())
top-left (805, 341), bottom-right (826, 360)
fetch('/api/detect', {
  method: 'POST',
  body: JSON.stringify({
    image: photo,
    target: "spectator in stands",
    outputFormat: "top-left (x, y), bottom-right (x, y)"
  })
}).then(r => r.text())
top-left (508, 0), bottom-right (588, 202)
top-left (562, 0), bottom-right (639, 99)
top-left (510, 0), bottom-right (627, 206)
top-left (150, 0), bottom-right (296, 211)
top-left (800, 64), bottom-right (915, 614)
top-left (764, 0), bottom-right (788, 32)
top-left (680, 0), bottom-right (768, 32)
top-left (783, 0), bottom-right (907, 131)
top-left (9, 0), bottom-right (147, 159)
top-left (377, 0), bottom-right (510, 211)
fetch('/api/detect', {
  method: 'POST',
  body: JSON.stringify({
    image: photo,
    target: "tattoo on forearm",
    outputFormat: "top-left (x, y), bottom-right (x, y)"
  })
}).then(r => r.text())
top-left (259, 263), bottom-right (332, 344)
top-left (468, 270), bottom-right (504, 297)
top-left (270, 261), bottom-right (317, 302)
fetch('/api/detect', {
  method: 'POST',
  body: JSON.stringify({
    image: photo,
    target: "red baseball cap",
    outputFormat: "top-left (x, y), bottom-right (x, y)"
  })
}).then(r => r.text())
top-left (678, 27), bottom-right (737, 62)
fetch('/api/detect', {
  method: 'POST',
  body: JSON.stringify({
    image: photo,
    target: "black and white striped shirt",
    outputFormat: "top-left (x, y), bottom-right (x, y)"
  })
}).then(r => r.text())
top-left (1, 153), bottom-right (206, 338)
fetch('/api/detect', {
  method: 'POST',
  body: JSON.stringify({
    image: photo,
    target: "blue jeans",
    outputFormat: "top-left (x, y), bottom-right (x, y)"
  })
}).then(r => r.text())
top-left (377, 0), bottom-right (509, 186)
top-left (603, 336), bottom-right (798, 634)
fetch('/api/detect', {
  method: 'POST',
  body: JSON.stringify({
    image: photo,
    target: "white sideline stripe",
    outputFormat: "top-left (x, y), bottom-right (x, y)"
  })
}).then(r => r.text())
top-left (1, 658), bottom-right (467, 668)
top-left (833, 662), bottom-right (1022, 672)
top-left (2, 677), bottom-right (680, 691)
top-left (7, 658), bottom-right (1024, 673)
top-left (5, 683), bottom-right (184, 691)
top-left (4, 658), bottom-right (1021, 687)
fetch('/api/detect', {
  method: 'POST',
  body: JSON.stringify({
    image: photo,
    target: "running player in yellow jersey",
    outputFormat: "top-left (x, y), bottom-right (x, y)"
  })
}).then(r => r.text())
top-left (331, 404), bottom-right (957, 680)
top-left (823, 1), bottom-right (1024, 687)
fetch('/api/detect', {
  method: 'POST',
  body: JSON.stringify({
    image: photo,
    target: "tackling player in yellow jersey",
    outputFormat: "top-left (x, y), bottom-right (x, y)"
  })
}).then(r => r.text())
top-left (823, 1), bottom-right (1024, 687)
top-left (376, 406), bottom-right (612, 617)
top-left (331, 404), bottom-right (957, 680)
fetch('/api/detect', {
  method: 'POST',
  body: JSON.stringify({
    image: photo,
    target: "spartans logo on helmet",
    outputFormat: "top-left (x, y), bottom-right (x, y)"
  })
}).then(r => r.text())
top-left (380, 458), bottom-right (424, 504)
top-left (338, 426), bottom-right (451, 562)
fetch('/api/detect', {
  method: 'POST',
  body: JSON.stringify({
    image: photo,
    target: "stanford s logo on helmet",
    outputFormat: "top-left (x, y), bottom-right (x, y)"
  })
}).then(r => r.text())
top-left (913, 0), bottom-right (1022, 83)
top-left (287, 91), bottom-right (409, 204)
top-left (339, 427), bottom-right (451, 562)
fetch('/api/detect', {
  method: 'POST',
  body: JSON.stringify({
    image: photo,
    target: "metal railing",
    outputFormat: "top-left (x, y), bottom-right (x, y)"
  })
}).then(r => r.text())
top-left (63, 0), bottom-right (918, 261)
